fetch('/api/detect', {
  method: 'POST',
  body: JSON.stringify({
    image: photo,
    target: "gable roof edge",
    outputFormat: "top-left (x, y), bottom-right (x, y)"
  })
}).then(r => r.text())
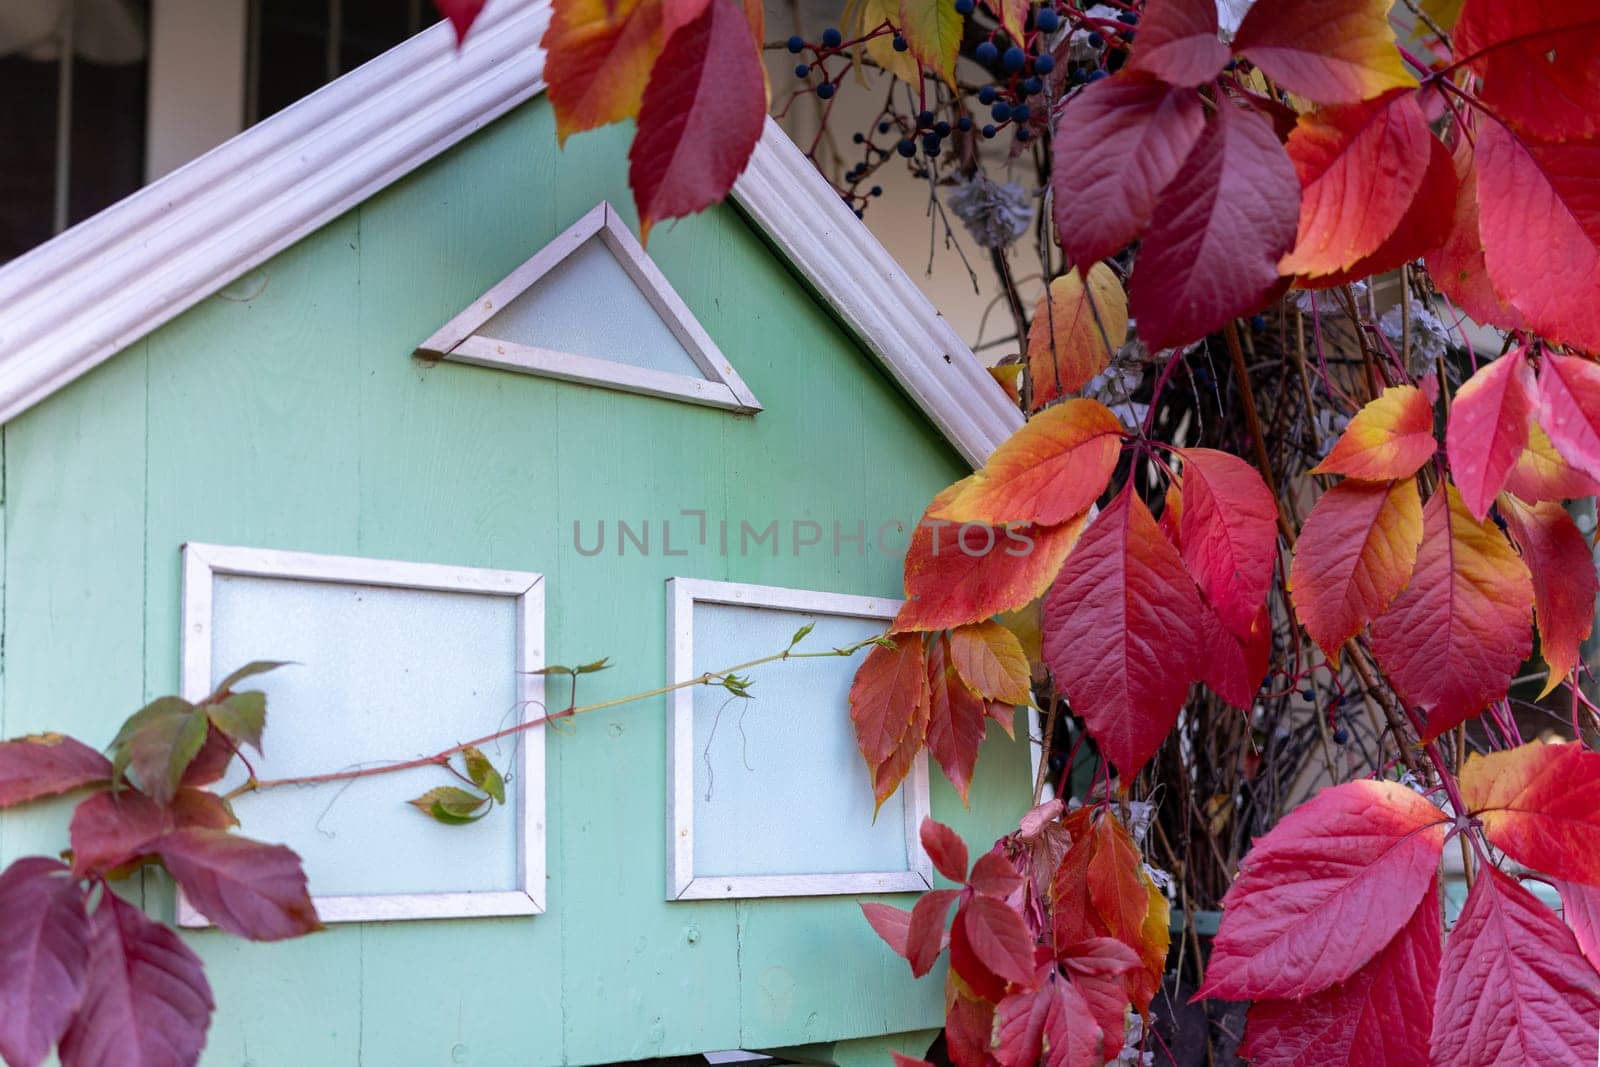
top-left (0, 0), bottom-right (1019, 466)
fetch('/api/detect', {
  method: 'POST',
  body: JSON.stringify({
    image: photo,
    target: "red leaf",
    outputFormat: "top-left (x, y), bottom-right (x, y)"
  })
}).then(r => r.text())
top-left (544, 0), bottom-right (665, 144)
top-left (1501, 498), bottom-right (1598, 695)
top-left (1042, 488), bottom-right (1204, 777)
top-left (1538, 353), bottom-right (1600, 484)
top-left (1462, 741), bottom-right (1600, 886)
top-left (993, 977), bottom-right (1103, 1067)
top-left (1129, 98), bottom-right (1300, 351)
top-left (958, 894), bottom-right (1038, 988)
top-left (58, 893), bottom-right (213, 1067)
top-left (1476, 120), bottom-right (1600, 351)
top-left (1299, 132), bottom-right (1459, 296)
top-left (1051, 75), bottom-right (1207, 269)
top-left (1425, 139), bottom-right (1523, 331)
top-left (1289, 478), bottom-right (1424, 660)
top-left (1310, 384), bottom-right (1438, 481)
top-left (0, 733), bottom-right (112, 809)
top-left (925, 634), bottom-right (989, 803)
top-left (948, 621), bottom-right (1032, 706)
top-left (70, 792), bottom-right (166, 878)
top-left (1239, 877), bottom-right (1441, 1067)
top-left (0, 858), bottom-right (90, 1067)
top-left (1447, 347), bottom-right (1536, 519)
top-left (933, 399), bottom-right (1124, 527)
top-left (434, 0), bottom-right (486, 44)
top-left (1049, 809), bottom-right (1108, 952)
top-left (907, 888), bottom-right (960, 978)
top-left (1199, 779), bottom-right (1447, 1000)
top-left (1369, 485), bottom-right (1533, 740)
top-left (155, 830), bottom-right (322, 942)
top-left (921, 817), bottom-right (970, 884)
top-left (1453, 1), bottom-right (1600, 142)
top-left (896, 486), bottom-right (1088, 633)
top-left (1197, 602), bottom-right (1271, 710)
top-left (1178, 447), bottom-right (1278, 639)
top-left (1086, 814), bottom-right (1150, 944)
top-left (969, 850), bottom-right (1025, 901)
top-left (849, 634), bottom-right (930, 807)
top-left (627, 0), bottom-right (765, 239)
top-left (1231, 0), bottom-right (1415, 104)
top-left (1558, 879), bottom-right (1600, 971)
top-left (1505, 421), bottom-right (1600, 503)
top-left (944, 992), bottom-right (999, 1067)
top-left (1430, 867), bottom-right (1600, 1067)
top-left (179, 728), bottom-right (234, 788)
top-left (1060, 937), bottom-right (1141, 1041)
top-left (861, 901), bottom-right (913, 959)
top-left (1279, 90), bottom-right (1434, 278)
top-left (1125, 0), bottom-right (1228, 86)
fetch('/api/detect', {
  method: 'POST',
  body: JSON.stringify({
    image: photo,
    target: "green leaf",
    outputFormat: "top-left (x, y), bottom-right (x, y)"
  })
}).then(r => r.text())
top-left (108, 697), bottom-right (210, 805)
top-left (211, 660), bottom-right (293, 698)
top-left (574, 658), bottom-right (612, 675)
top-left (207, 691), bottom-right (267, 754)
top-left (461, 747), bottom-right (505, 805)
top-left (407, 786), bottom-right (490, 825)
top-left (898, 0), bottom-right (962, 84)
top-left (788, 623), bottom-right (815, 649)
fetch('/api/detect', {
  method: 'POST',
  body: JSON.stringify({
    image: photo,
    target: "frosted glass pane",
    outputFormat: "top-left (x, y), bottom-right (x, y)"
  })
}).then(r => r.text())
top-left (479, 237), bottom-right (705, 379)
top-left (690, 604), bottom-right (910, 877)
top-left (210, 575), bottom-right (524, 898)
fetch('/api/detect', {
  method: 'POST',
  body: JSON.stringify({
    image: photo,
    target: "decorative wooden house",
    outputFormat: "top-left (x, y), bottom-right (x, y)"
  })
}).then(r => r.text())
top-left (0, 1), bottom-right (1028, 1062)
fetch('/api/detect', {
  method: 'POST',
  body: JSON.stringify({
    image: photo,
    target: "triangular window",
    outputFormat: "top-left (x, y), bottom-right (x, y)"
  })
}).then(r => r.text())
top-left (414, 202), bottom-right (760, 413)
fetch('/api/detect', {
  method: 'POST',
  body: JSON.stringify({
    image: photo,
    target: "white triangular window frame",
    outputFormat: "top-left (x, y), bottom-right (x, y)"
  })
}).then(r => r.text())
top-left (414, 202), bottom-right (761, 414)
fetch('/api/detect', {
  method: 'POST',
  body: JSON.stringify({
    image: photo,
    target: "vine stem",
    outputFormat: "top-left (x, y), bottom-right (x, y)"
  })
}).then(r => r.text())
top-left (223, 638), bottom-right (882, 800)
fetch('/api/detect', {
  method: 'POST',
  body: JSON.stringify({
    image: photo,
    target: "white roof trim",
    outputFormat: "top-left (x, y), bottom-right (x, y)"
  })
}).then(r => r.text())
top-left (417, 200), bottom-right (763, 414)
top-left (0, 0), bottom-right (1020, 465)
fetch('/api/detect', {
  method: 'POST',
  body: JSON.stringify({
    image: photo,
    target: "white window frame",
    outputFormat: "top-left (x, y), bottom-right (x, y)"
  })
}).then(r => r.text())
top-left (665, 577), bottom-right (932, 900)
top-left (414, 201), bottom-right (762, 414)
top-left (177, 542), bottom-right (547, 924)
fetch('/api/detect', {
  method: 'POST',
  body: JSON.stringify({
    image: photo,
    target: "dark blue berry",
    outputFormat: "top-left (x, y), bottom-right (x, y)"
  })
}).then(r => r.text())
top-left (991, 101), bottom-right (1012, 121)
top-left (1116, 9), bottom-right (1137, 23)
top-left (1301, 688), bottom-right (1315, 700)
top-left (1123, 29), bottom-right (1136, 41)
top-left (878, 120), bottom-right (892, 133)
top-left (822, 26), bottom-right (843, 47)
top-left (1033, 53), bottom-right (1054, 74)
top-left (976, 40), bottom-right (1000, 64)
top-left (1023, 76), bottom-right (1043, 94)
top-left (956, 0), bottom-right (976, 13)
top-left (918, 109), bottom-right (936, 128)
top-left (816, 81), bottom-right (836, 99)
top-left (978, 84), bottom-right (997, 104)
top-left (1250, 314), bottom-right (1267, 331)
top-left (935, 120), bottom-right (952, 136)
top-left (1071, 66), bottom-right (1088, 83)
top-left (922, 131), bottom-right (942, 151)
top-left (1106, 47), bottom-right (1126, 70)
top-left (795, 63), bottom-right (811, 77)
top-left (1012, 103), bottom-right (1031, 122)
top-left (853, 132), bottom-right (865, 144)
top-left (1035, 7), bottom-right (1059, 31)
top-left (1003, 45), bottom-right (1026, 70)
top-left (854, 208), bottom-right (864, 218)
top-left (1087, 69), bottom-right (1108, 81)
top-left (1087, 31), bottom-right (1103, 46)
top-left (786, 35), bottom-right (805, 52)
top-left (897, 137), bottom-right (917, 157)
top-left (1016, 127), bottom-right (1032, 142)
top-left (957, 115), bottom-right (973, 131)
top-left (893, 33), bottom-right (909, 51)
top-left (924, 142), bottom-right (942, 158)
top-left (870, 185), bottom-right (883, 196)
top-left (981, 124), bottom-right (997, 138)
top-left (1333, 727), bottom-right (1350, 745)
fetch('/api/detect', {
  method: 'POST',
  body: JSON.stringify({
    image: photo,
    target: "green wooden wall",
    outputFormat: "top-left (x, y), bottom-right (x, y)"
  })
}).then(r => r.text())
top-left (0, 99), bottom-right (1030, 1065)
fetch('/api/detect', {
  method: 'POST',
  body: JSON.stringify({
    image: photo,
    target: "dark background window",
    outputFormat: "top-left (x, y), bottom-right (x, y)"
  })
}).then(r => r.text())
top-left (249, 0), bottom-right (425, 123)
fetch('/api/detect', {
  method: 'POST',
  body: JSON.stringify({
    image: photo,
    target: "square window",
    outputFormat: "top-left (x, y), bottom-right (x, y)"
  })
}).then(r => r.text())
top-left (178, 544), bottom-right (546, 924)
top-left (666, 578), bottom-right (932, 899)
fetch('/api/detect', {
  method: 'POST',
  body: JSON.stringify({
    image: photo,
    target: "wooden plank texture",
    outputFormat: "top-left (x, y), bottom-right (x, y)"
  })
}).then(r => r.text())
top-left (0, 97), bottom-right (1033, 1065)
